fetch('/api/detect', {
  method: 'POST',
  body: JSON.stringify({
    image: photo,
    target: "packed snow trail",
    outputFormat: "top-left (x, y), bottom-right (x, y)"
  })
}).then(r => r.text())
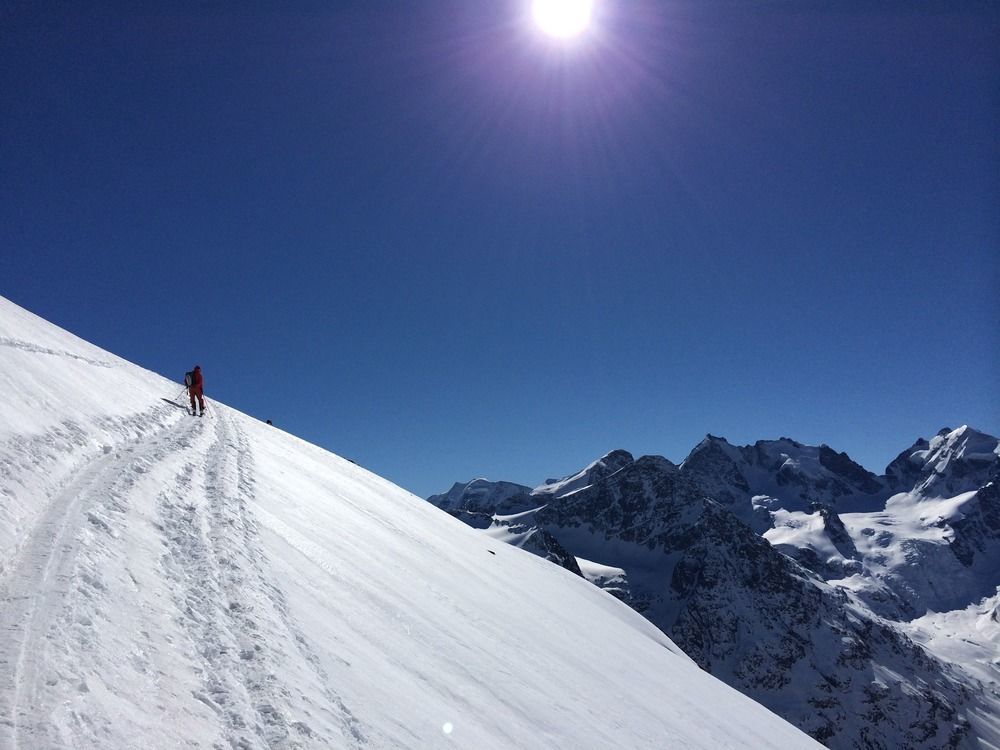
top-left (154, 409), bottom-right (364, 748)
top-left (0, 403), bottom-right (187, 747)
top-left (0, 399), bottom-right (363, 749)
top-left (0, 295), bottom-right (825, 749)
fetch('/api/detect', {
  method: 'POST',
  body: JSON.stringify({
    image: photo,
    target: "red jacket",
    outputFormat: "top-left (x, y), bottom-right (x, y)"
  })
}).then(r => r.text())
top-left (189, 367), bottom-right (203, 392)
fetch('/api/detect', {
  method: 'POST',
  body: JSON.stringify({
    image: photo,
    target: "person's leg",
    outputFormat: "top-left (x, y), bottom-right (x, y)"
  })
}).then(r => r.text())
top-left (197, 392), bottom-right (205, 412)
top-left (189, 388), bottom-right (196, 412)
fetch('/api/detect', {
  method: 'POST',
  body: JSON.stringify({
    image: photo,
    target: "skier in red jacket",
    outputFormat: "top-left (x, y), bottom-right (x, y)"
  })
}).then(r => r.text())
top-left (186, 365), bottom-right (204, 416)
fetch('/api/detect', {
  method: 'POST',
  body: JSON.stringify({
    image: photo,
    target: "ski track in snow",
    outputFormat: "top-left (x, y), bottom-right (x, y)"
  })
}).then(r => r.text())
top-left (158, 410), bottom-right (365, 749)
top-left (0, 404), bottom-right (182, 748)
top-left (0, 403), bottom-right (364, 750)
top-left (0, 337), bottom-right (114, 369)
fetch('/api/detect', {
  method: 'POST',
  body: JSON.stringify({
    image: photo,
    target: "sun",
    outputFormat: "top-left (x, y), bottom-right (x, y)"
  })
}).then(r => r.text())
top-left (532, 0), bottom-right (594, 39)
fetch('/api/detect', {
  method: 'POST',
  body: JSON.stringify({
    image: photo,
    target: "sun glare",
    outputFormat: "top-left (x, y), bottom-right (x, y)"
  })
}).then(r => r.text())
top-left (533, 0), bottom-right (594, 39)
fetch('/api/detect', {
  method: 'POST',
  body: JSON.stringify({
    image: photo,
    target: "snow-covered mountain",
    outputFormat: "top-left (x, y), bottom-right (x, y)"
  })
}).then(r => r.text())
top-left (765, 426), bottom-right (1000, 619)
top-left (885, 427), bottom-right (1000, 497)
top-left (531, 449), bottom-right (637, 499)
top-left (430, 435), bottom-right (1000, 750)
top-left (428, 477), bottom-right (534, 519)
top-left (679, 436), bottom-right (886, 530)
top-left (0, 294), bottom-right (825, 749)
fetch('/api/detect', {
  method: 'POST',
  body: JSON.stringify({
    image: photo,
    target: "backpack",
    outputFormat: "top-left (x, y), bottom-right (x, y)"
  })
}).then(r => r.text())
top-left (184, 371), bottom-right (194, 387)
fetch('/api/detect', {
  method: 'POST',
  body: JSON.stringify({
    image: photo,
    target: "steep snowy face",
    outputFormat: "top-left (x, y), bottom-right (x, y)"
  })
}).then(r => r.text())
top-left (886, 426), bottom-right (1000, 497)
top-left (531, 448), bottom-right (637, 498)
top-left (0, 294), bottom-right (827, 750)
top-left (903, 586), bottom-right (1000, 691)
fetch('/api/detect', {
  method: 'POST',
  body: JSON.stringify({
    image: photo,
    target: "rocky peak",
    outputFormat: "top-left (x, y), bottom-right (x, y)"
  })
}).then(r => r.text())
top-left (817, 445), bottom-right (882, 493)
top-left (634, 454), bottom-right (680, 474)
top-left (536, 455), bottom-right (707, 552)
top-left (679, 434), bottom-right (889, 516)
top-left (678, 435), bottom-right (751, 508)
top-left (886, 425), bottom-right (999, 497)
top-left (682, 434), bottom-right (743, 466)
top-left (427, 478), bottom-right (533, 515)
top-left (531, 449), bottom-right (635, 498)
top-left (427, 429), bottom-right (1000, 749)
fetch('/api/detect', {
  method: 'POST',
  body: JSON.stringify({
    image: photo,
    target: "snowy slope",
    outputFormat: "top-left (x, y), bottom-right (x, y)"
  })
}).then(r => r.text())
top-left (902, 588), bottom-right (1000, 744)
top-left (0, 295), bottom-right (823, 750)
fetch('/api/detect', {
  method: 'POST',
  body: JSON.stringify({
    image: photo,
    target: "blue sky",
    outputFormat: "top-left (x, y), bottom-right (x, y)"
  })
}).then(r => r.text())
top-left (2, 1), bottom-right (998, 498)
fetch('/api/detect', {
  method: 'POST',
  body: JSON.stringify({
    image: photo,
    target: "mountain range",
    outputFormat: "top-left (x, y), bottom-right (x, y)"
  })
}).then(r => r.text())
top-left (429, 428), bottom-right (1000, 749)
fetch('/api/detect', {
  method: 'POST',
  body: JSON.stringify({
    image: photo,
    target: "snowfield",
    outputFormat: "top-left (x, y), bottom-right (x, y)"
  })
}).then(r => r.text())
top-left (0, 294), bottom-right (823, 749)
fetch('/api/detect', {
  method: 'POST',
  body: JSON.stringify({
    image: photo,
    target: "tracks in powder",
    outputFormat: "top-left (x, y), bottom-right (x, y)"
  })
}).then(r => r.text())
top-left (0, 405), bottom-right (364, 749)
top-left (0, 404), bottom-right (189, 750)
top-left (154, 410), bottom-right (365, 749)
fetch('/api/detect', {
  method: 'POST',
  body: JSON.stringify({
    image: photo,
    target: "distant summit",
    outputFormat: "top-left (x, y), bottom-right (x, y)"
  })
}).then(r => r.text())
top-left (427, 477), bottom-right (532, 515)
top-left (429, 428), bottom-right (1000, 749)
top-left (680, 434), bottom-right (886, 521)
top-left (885, 424), bottom-right (1000, 497)
top-left (531, 449), bottom-right (638, 498)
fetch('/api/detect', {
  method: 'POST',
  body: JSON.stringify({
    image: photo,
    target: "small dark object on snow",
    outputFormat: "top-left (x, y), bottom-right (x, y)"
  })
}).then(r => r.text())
top-left (488, 550), bottom-right (496, 555)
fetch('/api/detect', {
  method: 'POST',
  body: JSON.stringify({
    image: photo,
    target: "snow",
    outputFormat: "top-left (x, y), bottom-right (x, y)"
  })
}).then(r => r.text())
top-left (828, 482), bottom-right (1000, 616)
top-left (902, 425), bottom-right (1000, 498)
top-left (838, 491), bottom-right (976, 570)
top-left (884, 488), bottom-right (979, 527)
top-left (530, 450), bottom-right (634, 498)
top-left (916, 426), bottom-right (1000, 468)
top-left (765, 509), bottom-right (843, 564)
top-left (903, 589), bottom-right (1000, 688)
top-left (575, 557), bottom-right (636, 611)
top-left (576, 557), bottom-right (628, 583)
top-left (427, 478), bottom-right (531, 513)
top-left (903, 590), bottom-right (1000, 749)
top-left (0, 295), bottom-right (822, 749)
